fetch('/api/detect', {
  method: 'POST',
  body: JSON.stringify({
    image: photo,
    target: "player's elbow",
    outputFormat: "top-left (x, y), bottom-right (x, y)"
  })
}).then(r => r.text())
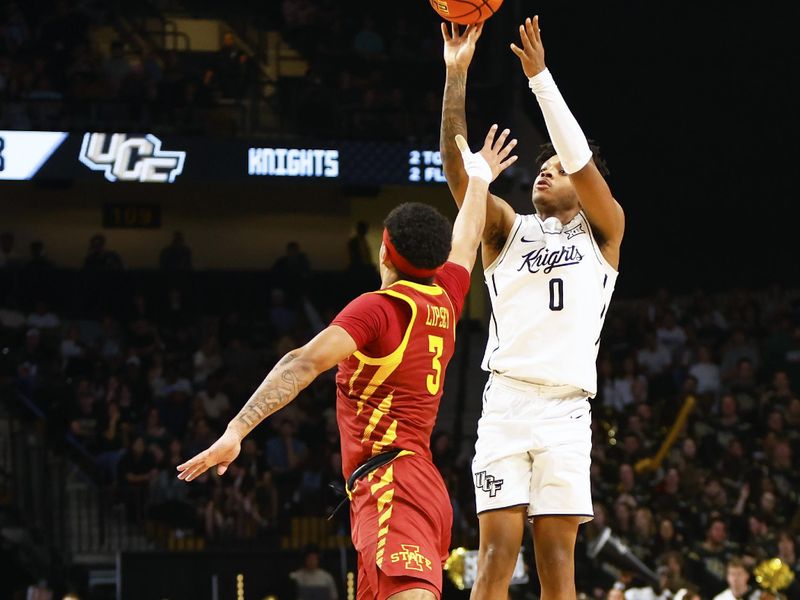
top-left (290, 351), bottom-right (325, 379)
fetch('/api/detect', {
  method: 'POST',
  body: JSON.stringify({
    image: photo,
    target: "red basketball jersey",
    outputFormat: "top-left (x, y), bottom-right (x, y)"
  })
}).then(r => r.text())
top-left (334, 273), bottom-right (466, 478)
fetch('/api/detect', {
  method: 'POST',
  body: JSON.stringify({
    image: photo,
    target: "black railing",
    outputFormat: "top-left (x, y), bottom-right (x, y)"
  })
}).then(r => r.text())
top-left (0, 386), bottom-right (154, 573)
top-left (1, 388), bottom-right (68, 576)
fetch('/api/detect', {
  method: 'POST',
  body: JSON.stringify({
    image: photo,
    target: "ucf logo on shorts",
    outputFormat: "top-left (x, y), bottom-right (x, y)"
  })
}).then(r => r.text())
top-left (474, 471), bottom-right (504, 497)
top-left (390, 545), bottom-right (433, 572)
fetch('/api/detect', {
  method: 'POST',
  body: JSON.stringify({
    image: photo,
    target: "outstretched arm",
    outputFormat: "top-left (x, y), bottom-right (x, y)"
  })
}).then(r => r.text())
top-left (440, 23), bottom-right (478, 206)
top-left (512, 16), bottom-right (625, 265)
top-left (440, 23), bottom-right (516, 259)
top-left (448, 125), bottom-right (518, 272)
top-left (177, 326), bottom-right (357, 481)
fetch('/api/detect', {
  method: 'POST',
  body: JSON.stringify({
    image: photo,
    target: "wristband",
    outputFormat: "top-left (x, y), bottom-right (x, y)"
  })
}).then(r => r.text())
top-left (460, 150), bottom-right (493, 183)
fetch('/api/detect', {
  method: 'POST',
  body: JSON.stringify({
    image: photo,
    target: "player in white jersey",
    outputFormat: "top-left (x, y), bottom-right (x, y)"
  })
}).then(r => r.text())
top-left (440, 15), bottom-right (625, 600)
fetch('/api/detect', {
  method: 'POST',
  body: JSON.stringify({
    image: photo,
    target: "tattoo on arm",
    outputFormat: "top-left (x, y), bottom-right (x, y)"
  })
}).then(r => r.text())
top-left (441, 70), bottom-right (468, 194)
top-left (232, 352), bottom-right (314, 435)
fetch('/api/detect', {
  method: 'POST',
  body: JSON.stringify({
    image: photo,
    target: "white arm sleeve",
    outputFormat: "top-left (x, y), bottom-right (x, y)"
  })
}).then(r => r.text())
top-left (529, 68), bottom-right (592, 174)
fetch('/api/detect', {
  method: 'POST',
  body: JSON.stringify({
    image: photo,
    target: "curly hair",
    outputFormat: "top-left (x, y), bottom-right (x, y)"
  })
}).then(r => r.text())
top-left (383, 202), bottom-right (452, 279)
top-left (535, 141), bottom-right (610, 177)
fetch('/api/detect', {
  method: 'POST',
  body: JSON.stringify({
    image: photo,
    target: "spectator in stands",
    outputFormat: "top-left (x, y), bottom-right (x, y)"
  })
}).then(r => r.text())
top-left (148, 438), bottom-right (194, 530)
top-left (65, 41), bottom-right (105, 102)
top-left (27, 300), bottom-right (60, 330)
top-left (211, 32), bottom-right (253, 99)
top-left (159, 287), bottom-right (196, 340)
top-left (69, 389), bottom-right (101, 452)
top-left (610, 355), bottom-right (649, 413)
top-left (95, 400), bottom-right (128, 483)
top-left (154, 364), bottom-right (193, 438)
top-left (720, 328), bottom-right (761, 383)
top-left (143, 406), bottom-right (170, 450)
top-left (776, 531), bottom-right (800, 599)
top-left (196, 372), bottom-right (230, 427)
top-left (83, 233), bottom-right (123, 270)
top-left (714, 394), bottom-right (753, 455)
top-left (346, 221), bottom-right (371, 270)
top-left (265, 417), bottom-right (307, 486)
top-left (21, 240), bottom-right (55, 302)
top-left (3, 3), bottom-right (30, 54)
top-left (689, 343), bottom-right (722, 397)
top-left (159, 231), bottom-right (193, 271)
top-left (255, 469), bottom-right (280, 532)
top-left (345, 220), bottom-right (379, 297)
top-left (268, 287), bottom-right (298, 337)
top-left (157, 50), bottom-right (188, 118)
top-left (118, 50), bottom-right (156, 125)
top-left (117, 435), bottom-right (157, 523)
top-left (272, 241), bottom-right (311, 302)
top-left (711, 557), bottom-right (758, 600)
top-left (97, 314), bottom-right (123, 363)
top-left (725, 357), bottom-right (760, 417)
top-left (127, 318), bottom-right (161, 360)
top-left (221, 334), bottom-right (261, 392)
top-left (290, 544), bottom-right (339, 600)
top-left (352, 15), bottom-right (385, 61)
top-left (0, 231), bottom-right (20, 268)
top-left (193, 334), bottom-right (223, 385)
top-left (741, 513), bottom-right (774, 564)
top-left (637, 331), bottom-right (675, 398)
top-left (652, 518), bottom-right (684, 560)
top-left (14, 327), bottom-right (55, 396)
top-left (657, 309), bottom-right (688, 360)
top-left (759, 369), bottom-right (795, 416)
top-left (103, 39), bottom-right (130, 96)
top-left (692, 517), bottom-right (739, 596)
top-left (25, 240), bottom-right (52, 269)
top-left (60, 323), bottom-right (85, 372)
top-left (184, 417), bottom-right (217, 459)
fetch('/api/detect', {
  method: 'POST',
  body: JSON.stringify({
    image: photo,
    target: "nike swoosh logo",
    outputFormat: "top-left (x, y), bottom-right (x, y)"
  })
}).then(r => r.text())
top-left (521, 233), bottom-right (560, 243)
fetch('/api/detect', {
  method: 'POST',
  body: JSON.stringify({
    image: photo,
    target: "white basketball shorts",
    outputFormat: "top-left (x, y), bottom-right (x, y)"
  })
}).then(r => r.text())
top-left (471, 373), bottom-right (594, 522)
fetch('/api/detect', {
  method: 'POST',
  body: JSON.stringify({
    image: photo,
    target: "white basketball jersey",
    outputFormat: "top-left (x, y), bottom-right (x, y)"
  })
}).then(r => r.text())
top-left (481, 212), bottom-right (618, 396)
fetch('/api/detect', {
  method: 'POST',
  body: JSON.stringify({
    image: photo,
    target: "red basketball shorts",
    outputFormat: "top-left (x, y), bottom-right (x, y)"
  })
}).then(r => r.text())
top-left (349, 453), bottom-right (452, 600)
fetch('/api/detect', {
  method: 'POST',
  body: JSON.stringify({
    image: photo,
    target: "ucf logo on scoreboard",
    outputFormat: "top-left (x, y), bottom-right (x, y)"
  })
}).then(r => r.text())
top-left (79, 133), bottom-right (186, 183)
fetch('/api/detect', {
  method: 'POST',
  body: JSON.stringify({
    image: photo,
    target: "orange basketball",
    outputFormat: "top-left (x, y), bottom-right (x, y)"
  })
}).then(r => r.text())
top-left (429, 0), bottom-right (504, 25)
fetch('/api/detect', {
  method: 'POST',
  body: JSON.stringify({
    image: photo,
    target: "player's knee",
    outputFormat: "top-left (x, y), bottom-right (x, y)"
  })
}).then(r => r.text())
top-left (478, 542), bottom-right (519, 576)
top-left (536, 543), bottom-right (573, 577)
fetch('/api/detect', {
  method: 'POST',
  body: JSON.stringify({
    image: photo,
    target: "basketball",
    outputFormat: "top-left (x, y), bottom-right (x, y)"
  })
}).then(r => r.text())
top-left (429, 0), bottom-right (504, 25)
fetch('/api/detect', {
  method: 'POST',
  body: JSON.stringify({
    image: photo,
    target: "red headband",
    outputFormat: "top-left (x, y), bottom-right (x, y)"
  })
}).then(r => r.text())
top-left (382, 228), bottom-right (439, 279)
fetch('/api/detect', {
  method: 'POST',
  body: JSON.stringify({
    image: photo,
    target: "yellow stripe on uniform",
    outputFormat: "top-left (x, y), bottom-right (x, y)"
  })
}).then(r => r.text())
top-left (348, 360), bottom-right (366, 414)
top-left (369, 464), bottom-right (394, 495)
top-left (378, 507), bottom-right (393, 526)
top-left (377, 489), bottom-right (394, 513)
top-left (371, 419), bottom-right (398, 456)
top-left (361, 393), bottom-right (393, 443)
top-left (373, 464), bottom-right (396, 568)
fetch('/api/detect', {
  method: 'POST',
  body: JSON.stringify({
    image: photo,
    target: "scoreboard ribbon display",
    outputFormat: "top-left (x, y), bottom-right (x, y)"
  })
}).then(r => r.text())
top-left (0, 130), bottom-right (447, 186)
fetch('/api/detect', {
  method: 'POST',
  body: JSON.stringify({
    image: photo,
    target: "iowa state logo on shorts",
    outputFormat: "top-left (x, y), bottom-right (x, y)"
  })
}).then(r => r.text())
top-left (474, 471), bottom-right (504, 497)
top-left (390, 545), bottom-right (433, 572)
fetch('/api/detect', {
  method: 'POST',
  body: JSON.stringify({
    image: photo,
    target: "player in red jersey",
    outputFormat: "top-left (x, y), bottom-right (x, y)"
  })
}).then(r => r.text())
top-left (177, 124), bottom-right (518, 600)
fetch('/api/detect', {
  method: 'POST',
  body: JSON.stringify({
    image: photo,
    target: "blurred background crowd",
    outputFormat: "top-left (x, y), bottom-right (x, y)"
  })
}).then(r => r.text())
top-left (0, 0), bottom-right (502, 142)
